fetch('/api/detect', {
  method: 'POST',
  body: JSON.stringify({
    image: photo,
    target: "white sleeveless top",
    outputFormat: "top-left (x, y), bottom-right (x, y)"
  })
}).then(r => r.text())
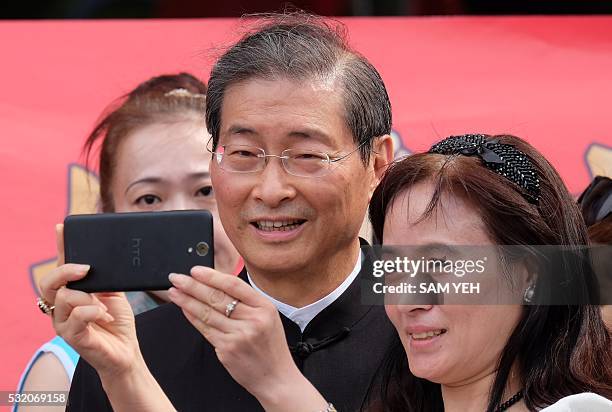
top-left (540, 393), bottom-right (612, 411)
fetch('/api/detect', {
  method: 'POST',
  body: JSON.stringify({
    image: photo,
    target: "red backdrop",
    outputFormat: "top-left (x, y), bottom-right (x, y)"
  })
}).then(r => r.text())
top-left (1, 17), bottom-right (611, 399)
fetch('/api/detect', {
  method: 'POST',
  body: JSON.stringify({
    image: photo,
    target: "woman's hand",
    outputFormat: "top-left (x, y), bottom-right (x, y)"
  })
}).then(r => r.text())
top-left (39, 224), bottom-right (141, 379)
top-left (168, 266), bottom-right (329, 412)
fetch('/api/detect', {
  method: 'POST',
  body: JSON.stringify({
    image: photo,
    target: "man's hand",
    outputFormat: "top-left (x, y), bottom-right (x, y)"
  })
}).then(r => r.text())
top-left (39, 225), bottom-right (140, 380)
top-left (168, 267), bottom-right (329, 411)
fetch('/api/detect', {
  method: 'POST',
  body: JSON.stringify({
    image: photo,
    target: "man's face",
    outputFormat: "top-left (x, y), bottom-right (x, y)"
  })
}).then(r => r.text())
top-left (211, 77), bottom-right (375, 275)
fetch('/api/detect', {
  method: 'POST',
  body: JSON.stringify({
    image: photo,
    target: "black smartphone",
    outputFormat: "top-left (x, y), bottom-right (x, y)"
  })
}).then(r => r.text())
top-left (64, 210), bottom-right (214, 292)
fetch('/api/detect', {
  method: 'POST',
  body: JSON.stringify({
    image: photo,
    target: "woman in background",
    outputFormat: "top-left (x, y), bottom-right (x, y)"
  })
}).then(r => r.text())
top-left (15, 73), bottom-right (241, 412)
top-left (578, 175), bottom-right (612, 329)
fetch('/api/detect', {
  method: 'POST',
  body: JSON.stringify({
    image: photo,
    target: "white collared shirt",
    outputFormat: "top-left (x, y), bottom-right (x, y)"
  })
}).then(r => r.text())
top-left (247, 252), bottom-right (362, 332)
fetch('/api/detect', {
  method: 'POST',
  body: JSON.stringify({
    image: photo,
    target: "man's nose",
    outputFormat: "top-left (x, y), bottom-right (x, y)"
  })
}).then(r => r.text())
top-left (251, 157), bottom-right (297, 208)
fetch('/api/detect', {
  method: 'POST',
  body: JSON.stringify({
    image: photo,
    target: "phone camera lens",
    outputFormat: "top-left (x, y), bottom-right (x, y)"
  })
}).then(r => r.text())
top-left (196, 242), bottom-right (209, 257)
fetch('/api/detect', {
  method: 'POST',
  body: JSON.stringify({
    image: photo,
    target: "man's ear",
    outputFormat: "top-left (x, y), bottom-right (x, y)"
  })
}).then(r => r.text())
top-left (369, 134), bottom-right (394, 200)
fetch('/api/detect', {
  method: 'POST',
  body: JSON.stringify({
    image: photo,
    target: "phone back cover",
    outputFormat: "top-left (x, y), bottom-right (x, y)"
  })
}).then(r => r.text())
top-left (64, 210), bottom-right (214, 292)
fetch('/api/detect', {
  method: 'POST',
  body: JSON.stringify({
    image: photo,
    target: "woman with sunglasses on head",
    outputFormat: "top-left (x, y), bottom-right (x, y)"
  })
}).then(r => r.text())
top-left (16, 73), bottom-right (241, 412)
top-left (366, 134), bottom-right (611, 411)
top-left (578, 175), bottom-right (612, 329)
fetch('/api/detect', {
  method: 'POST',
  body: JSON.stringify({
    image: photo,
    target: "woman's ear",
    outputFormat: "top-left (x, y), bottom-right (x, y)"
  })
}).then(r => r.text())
top-left (519, 255), bottom-right (539, 303)
top-left (369, 135), bottom-right (394, 201)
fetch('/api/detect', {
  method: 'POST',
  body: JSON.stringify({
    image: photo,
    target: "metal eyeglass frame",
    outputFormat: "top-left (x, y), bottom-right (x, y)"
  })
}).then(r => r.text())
top-left (206, 137), bottom-right (369, 178)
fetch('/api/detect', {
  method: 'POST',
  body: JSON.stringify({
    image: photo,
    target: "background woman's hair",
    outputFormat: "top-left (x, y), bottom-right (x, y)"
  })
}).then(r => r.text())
top-left (578, 175), bottom-right (612, 244)
top-left (82, 72), bottom-right (207, 212)
top-left (587, 217), bottom-right (612, 244)
top-left (367, 134), bottom-right (612, 411)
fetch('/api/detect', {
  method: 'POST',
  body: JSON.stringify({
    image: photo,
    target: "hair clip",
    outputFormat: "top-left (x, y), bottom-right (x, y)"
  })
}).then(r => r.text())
top-left (164, 88), bottom-right (206, 99)
top-left (429, 134), bottom-right (540, 204)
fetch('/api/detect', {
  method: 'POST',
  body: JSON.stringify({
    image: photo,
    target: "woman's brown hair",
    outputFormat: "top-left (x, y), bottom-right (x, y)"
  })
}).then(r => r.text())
top-left (82, 72), bottom-right (207, 212)
top-left (367, 134), bottom-right (612, 411)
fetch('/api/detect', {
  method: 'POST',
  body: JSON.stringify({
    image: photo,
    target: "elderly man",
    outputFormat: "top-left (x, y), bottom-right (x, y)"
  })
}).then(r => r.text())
top-left (65, 13), bottom-right (396, 412)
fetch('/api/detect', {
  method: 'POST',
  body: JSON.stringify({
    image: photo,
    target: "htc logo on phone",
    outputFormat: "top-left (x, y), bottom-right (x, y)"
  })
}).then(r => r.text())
top-left (131, 238), bottom-right (142, 267)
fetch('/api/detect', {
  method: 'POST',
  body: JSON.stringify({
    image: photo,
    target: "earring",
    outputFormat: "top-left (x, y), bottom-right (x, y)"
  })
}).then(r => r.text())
top-left (523, 284), bottom-right (535, 304)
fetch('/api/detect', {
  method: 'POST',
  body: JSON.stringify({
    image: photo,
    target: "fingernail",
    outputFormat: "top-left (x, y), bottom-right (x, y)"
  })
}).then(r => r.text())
top-left (191, 266), bottom-right (208, 276)
top-left (76, 264), bottom-right (90, 274)
top-left (167, 287), bottom-right (179, 299)
top-left (168, 273), bottom-right (182, 285)
top-left (103, 312), bottom-right (114, 323)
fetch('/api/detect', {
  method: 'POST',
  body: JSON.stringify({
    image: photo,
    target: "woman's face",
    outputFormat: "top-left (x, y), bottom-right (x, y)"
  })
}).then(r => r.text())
top-left (383, 181), bottom-right (522, 386)
top-left (110, 118), bottom-right (240, 284)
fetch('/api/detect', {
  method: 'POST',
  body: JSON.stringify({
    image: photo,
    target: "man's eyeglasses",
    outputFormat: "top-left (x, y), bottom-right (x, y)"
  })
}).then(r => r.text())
top-left (207, 139), bottom-right (368, 178)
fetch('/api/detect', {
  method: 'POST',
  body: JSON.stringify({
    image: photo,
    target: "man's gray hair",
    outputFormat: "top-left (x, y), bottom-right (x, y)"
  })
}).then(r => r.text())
top-left (205, 12), bottom-right (392, 165)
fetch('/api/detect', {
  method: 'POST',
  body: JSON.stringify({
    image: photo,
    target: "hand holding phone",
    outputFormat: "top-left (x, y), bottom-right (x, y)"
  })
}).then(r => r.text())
top-left (37, 224), bottom-right (142, 381)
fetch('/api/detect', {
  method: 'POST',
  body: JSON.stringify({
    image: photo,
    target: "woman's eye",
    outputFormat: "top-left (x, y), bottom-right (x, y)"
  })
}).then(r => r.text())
top-left (197, 185), bottom-right (214, 197)
top-left (135, 194), bottom-right (161, 205)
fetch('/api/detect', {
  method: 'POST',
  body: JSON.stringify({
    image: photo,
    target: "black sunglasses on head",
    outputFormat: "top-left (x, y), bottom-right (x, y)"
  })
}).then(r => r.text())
top-left (578, 176), bottom-right (612, 227)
